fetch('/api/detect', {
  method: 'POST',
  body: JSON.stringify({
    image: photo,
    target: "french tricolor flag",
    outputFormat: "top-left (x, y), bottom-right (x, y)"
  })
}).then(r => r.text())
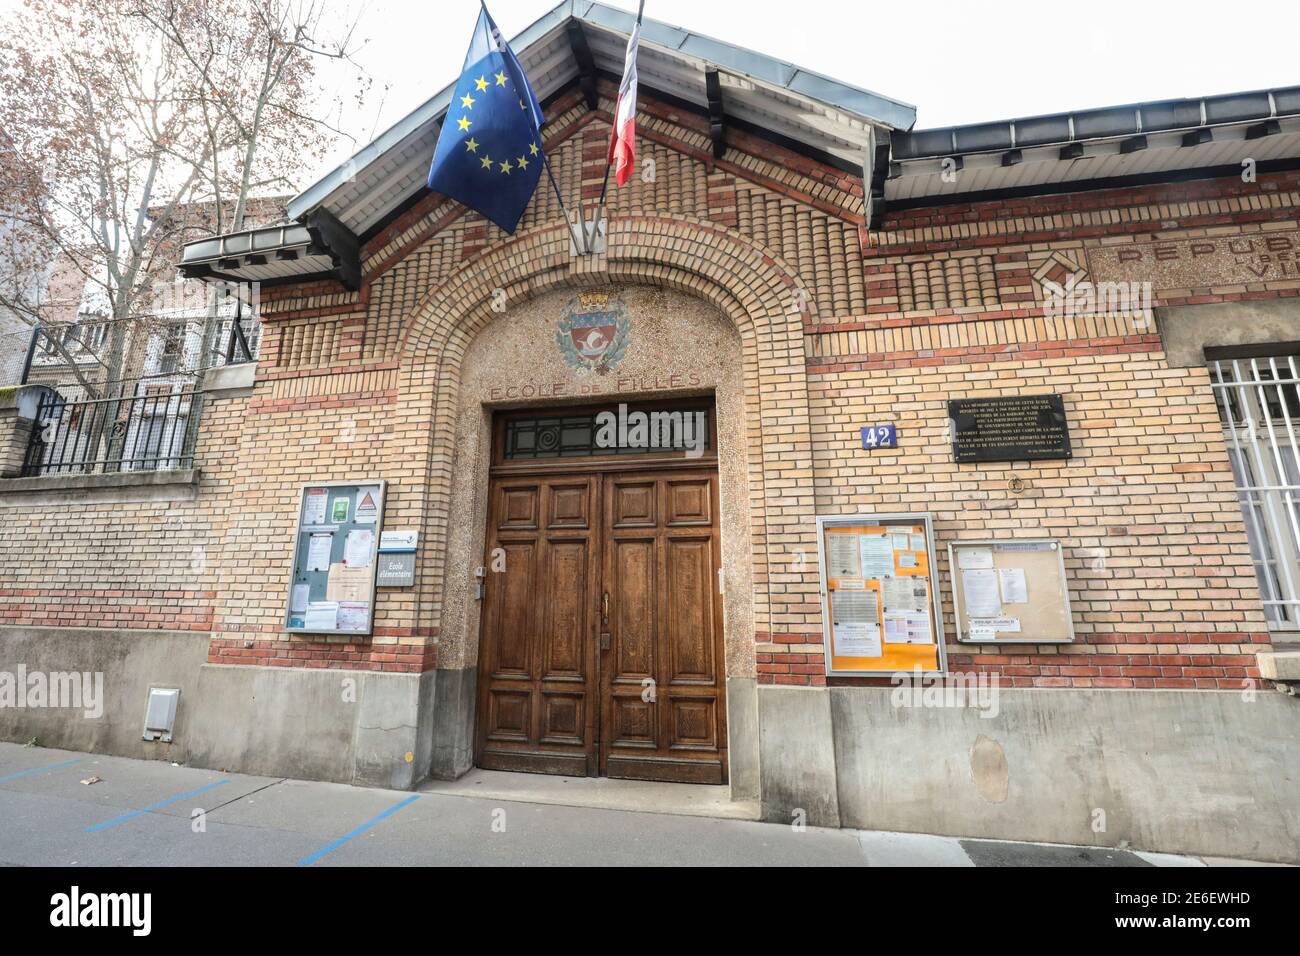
top-left (607, 22), bottom-right (641, 187)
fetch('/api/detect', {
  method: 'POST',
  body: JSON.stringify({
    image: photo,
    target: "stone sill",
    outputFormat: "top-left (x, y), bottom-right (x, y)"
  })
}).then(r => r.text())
top-left (0, 468), bottom-right (201, 505)
top-left (1257, 651), bottom-right (1300, 683)
top-left (204, 362), bottom-right (256, 397)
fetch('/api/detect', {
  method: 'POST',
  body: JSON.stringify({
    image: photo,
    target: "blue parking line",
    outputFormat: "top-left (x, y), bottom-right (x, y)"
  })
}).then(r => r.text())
top-left (298, 794), bottom-right (421, 866)
top-left (0, 757), bottom-right (80, 783)
top-left (85, 779), bottom-right (230, 833)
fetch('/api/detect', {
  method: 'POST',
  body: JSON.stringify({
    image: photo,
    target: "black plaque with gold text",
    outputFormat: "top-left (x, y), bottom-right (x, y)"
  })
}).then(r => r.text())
top-left (948, 394), bottom-right (1071, 463)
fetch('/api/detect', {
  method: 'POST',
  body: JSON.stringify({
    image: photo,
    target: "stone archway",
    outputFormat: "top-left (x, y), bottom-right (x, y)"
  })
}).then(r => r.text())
top-left (396, 214), bottom-right (821, 788)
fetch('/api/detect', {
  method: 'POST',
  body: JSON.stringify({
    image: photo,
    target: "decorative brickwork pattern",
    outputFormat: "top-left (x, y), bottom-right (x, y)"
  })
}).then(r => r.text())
top-left (0, 86), bottom-right (1292, 695)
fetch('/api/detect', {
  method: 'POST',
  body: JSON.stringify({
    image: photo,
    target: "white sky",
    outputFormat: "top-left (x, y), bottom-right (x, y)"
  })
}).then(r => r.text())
top-left (5, 0), bottom-right (1298, 194)
top-left (312, 0), bottom-right (1299, 184)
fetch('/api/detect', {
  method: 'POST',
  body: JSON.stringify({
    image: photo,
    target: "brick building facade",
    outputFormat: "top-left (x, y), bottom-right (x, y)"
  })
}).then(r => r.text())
top-left (1, 3), bottom-right (1297, 861)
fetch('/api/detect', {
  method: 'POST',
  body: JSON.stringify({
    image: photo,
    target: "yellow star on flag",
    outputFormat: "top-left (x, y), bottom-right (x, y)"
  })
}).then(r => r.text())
top-left (499, 159), bottom-right (513, 175)
top-left (516, 155), bottom-right (529, 171)
top-left (529, 142), bottom-right (539, 156)
top-left (494, 71), bottom-right (508, 86)
top-left (460, 93), bottom-right (476, 109)
top-left (480, 155), bottom-right (494, 170)
top-left (474, 76), bottom-right (489, 92)
top-left (464, 138), bottom-right (478, 153)
top-left (457, 115), bottom-right (472, 132)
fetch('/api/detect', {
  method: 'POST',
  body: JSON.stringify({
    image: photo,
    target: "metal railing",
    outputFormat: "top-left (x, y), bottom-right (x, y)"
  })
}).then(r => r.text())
top-left (1, 309), bottom-right (260, 390)
top-left (22, 381), bottom-right (202, 476)
top-left (1211, 354), bottom-right (1300, 632)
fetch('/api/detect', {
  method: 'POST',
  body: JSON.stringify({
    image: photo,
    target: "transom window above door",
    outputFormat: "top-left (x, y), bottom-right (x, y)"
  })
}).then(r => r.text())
top-left (498, 403), bottom-right (713, 462)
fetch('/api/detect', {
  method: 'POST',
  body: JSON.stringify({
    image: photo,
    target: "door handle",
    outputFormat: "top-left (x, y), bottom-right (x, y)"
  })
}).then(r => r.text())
top-left (600, 592), bottom-right (611, 651)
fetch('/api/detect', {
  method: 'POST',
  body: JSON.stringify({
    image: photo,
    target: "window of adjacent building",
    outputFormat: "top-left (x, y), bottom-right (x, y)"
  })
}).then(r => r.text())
top-left (157, 323), bottom-right (185, 374)
top-left (1211, 354), bottom-right (1300, 632)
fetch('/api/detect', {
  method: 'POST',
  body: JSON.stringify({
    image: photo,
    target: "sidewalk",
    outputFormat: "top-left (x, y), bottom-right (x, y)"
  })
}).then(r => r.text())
top-left (0, 743), bottom-right (1283, 867)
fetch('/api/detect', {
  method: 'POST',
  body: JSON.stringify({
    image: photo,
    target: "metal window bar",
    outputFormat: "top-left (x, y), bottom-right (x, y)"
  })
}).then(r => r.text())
top-left (22, 383), bottom-right (202, 476)
top-left (1211, 356), bottom-right (1300, 630)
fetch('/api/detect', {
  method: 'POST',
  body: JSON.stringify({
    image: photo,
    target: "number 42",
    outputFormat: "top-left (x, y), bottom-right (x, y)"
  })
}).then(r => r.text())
top-left (860, 425), bottom-right (897, 450)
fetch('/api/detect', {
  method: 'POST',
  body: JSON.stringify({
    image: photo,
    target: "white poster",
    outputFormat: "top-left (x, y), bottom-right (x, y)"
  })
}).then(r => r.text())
top-left (355, 488), bottom-right (381, 524)
top-left (882, 575), bottom-right (928, 612)
top-left (337, 602), bottom-right (370, 632)
top-left (290, 584), bottom-right (310, 613)
top-left (885, 611), bottom-right (933, 645)
top-left (304, 602), bottom-right (339, 631)
top-left (962, 568), bottom-right (1002, 617)
top-left (307, 533), bottom-right (333, 572)
top-left (958, 547), bottom-right (994, 570)
top-left (831, 588), bottom-right (882, 658)
top-left (303, 488), bottom-right (328, 525)
top-left (999, 567), bottom-right (1029, 604)
top-left (859, 534), bottom-right (895, 580)
top-left (344, 529), bottom-right (374, 568)
top-left (825, 533), bottom-right (861, 577)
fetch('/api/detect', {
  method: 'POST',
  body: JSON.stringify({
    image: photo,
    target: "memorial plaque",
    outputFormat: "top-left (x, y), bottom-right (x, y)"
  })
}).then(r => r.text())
top-left (948, 394), bottom-right (1071, 463)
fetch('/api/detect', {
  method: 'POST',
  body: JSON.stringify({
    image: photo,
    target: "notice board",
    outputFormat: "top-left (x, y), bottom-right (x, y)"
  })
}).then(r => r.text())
top-left (285, 480), bottom-right (386, 635)
top-left (816, 513), bottom-right (947, 676)
top-left (949, 539), bottom-right (1074, 643)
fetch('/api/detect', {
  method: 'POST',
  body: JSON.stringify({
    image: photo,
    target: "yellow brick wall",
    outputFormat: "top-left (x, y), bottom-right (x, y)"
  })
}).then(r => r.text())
top-left (2, 85), bottom-right (1294, 692)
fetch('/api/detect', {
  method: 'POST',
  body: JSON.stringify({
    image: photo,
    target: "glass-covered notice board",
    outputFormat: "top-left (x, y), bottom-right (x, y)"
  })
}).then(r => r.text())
top-left (285, 480), bottom-right (386, 635)
top-left (816, 512), bottom-right (947, 677)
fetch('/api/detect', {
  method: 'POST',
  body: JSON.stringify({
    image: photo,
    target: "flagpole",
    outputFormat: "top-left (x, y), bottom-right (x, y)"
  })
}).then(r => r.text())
top-left (478, 0), bottom-right (587, 251)
top-left (541, 151), bottom-right (589, 253)
top-left (587, 0), bottom-right (644, 252)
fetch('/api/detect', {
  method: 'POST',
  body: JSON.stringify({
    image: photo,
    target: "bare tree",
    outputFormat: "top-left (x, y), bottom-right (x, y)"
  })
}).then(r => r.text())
top-left (0, 0), bottom-right (368, 393)
top-left (129, 0), bottom-right (368, 235)
top-left (125, 0), bottom-right (368, 366)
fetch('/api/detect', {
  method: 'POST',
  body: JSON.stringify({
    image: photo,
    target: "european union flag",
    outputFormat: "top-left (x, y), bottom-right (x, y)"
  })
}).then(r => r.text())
top-left (426, 5), bottom-right (546, 234)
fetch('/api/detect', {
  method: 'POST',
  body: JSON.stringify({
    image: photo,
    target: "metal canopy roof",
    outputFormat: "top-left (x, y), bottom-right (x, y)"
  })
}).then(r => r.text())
top-left (180, 5), bottom-right (1300, 288)
top-left (887, 86), bottom-right (1300, 205)
top-left (286, 0), bottom-right (916, 238)
top-left (179, 223), bottom-right (335, 284)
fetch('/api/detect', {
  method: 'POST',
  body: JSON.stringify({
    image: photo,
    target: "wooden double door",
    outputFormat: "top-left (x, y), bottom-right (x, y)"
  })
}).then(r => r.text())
top-left (476, 466), bottom-right (727, 784)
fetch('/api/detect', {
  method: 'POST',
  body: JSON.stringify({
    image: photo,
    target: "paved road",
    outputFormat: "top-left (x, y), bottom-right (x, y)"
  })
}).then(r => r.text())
top-left (0, 743), bottom-right (1247, 867)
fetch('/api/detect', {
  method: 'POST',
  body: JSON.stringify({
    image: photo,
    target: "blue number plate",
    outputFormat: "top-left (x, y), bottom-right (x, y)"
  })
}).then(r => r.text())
top-left (860, 425), bottom-right (897, 450)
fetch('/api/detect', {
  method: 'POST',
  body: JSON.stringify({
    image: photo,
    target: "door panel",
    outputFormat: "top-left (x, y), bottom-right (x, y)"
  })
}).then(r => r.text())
top-left (601, 471), bottom-right (727, 784)
top-left (477, 467), bottom-right (726, 784)
top-left (665, 537), bottom-right (715, 681)
top-left (477, 476), bottom-right (598, 776)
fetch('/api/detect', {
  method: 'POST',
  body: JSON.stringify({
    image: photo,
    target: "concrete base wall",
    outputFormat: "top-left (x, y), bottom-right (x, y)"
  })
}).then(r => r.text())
top-left (428, 666), bottom-right (475, 781)
top-left (758, 686), bottom-right (841, 828)
top-left (0, 626), bottom-right (436, 790)
top-left (0, 626), bottom-right (209, 761)
top-left (726, 677), bottom-right (760, 801)
top-left (757, 684), bottom-right (1300, 863)
top-left (185, 664), bottom-right (435, 790)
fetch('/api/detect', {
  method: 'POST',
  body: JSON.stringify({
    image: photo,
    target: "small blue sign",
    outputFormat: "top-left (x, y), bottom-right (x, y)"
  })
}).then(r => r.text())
top-left (860, 424), bottom-right (897, 450)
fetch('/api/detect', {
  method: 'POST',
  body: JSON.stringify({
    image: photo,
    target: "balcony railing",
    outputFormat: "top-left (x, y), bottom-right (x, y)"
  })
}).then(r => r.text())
top-left (22, 381), bottom-right (202, 476)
